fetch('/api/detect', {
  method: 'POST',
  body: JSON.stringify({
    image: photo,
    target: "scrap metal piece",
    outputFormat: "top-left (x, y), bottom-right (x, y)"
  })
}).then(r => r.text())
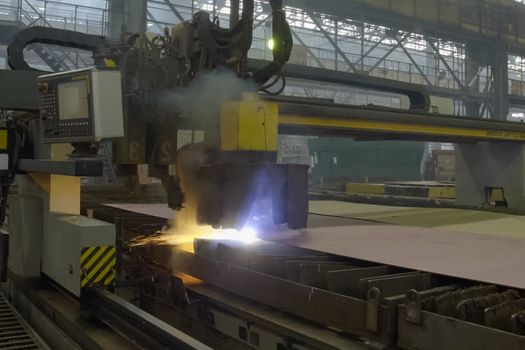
top-left (485, 299), bottom-right (525, 332)
top-left (413, 285), bottom-right (461, 313)
top-left (434, 285), bottom-right (499, 318)
top-left (457, 290), bottom-right (520, 324)
top-left (512, 311), bottom-right (525, 336)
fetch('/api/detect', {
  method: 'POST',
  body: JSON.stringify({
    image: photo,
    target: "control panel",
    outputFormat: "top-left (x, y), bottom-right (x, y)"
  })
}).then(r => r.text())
top-left (38, 67), bottom-right (124, 143)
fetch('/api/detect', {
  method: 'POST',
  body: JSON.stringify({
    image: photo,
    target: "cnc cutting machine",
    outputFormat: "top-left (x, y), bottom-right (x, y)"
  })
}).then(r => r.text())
top-left (7, 0), bottom-right (523, 235)
top-left (7, 0), bottom-right (309, 231)
top-left (3, 1), bottom-right (525, 349)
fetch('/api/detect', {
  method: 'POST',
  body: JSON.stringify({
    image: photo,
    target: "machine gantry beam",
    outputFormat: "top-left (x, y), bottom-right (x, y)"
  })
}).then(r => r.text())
top-left (272, 98), bottom-right (525, 142)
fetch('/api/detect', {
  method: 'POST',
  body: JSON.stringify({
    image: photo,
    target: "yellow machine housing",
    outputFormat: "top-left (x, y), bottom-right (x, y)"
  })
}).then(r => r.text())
top-left (220, 98), bottom-right (278, 152)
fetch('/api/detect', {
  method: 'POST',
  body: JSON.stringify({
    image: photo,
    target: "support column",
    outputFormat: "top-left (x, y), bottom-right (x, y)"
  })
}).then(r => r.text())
top-left (455, 143), bottom-right (525, 209)
top-left (230, 0), bottom-right (239, 28)
top-left (465, 41), bottom-right (483, 117)
top-left (108, 0), bottom-right (147, 39)
top-left (465, 40), bottom-right (510, 120)
top-left (490, 41), bottom-right (510, 120)
top-left (424, 40), bottom-right (436, 82)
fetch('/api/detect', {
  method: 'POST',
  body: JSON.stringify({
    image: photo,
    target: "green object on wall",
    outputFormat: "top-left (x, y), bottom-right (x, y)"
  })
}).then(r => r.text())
top-left (309, 138), bottom-right (425, 185)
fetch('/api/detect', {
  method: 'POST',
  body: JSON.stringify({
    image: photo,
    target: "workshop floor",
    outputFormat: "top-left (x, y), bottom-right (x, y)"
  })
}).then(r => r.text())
top-left (308, 200), bottom-right (525, 239)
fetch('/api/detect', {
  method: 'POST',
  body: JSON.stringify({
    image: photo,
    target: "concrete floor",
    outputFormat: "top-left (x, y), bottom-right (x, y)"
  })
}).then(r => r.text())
top-left (309, 200), bottom-right (525, 239)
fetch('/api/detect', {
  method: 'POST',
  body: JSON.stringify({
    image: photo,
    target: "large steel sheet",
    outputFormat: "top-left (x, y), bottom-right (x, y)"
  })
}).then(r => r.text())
top-left (103, 203), bottom-right (525, 288)
top-left (104, 203), bottom-right (174, 220)
top-left (266, 225), bottom-right (525, 290)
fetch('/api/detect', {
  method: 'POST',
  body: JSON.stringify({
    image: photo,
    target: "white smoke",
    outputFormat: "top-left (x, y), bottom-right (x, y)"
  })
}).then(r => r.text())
top-left (163, 67), bottom-right (257, 133)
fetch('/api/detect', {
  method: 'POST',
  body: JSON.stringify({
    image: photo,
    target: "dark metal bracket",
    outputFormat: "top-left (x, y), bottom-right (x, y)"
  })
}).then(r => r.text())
top-left (366, 287), bottom-right (381, 332)
top-left (404, 289), bottom-right (423, 325)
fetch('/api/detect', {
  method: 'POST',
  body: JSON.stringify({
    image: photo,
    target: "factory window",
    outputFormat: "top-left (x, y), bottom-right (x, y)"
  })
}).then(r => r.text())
top-left (238, 326), bottom-right (248, 341)
top-left (249, 331), bottom-right (260, 347)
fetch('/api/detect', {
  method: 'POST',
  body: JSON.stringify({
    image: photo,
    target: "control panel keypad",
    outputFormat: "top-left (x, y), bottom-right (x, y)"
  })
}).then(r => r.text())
top-left (40, 83), bottom-right (92, 140)
top-left (41, 91), bottom-right (58, 120)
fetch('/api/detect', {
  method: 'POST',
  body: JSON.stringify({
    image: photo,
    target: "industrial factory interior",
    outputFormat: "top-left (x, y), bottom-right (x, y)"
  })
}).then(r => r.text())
top-left (2, 0), bottom-right (525, 349)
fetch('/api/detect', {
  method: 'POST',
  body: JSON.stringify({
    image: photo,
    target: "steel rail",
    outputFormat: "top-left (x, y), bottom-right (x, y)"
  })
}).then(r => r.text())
top-left (84, 288), bottom-right (212, 350)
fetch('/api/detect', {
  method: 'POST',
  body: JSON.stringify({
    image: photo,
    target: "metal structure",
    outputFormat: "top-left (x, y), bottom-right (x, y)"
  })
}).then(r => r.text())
top-left (4, 0), bottom-right (309, 229)
top-left (77, 204), bottom-right (525, 350)
top-left (0, 293), bottom-right (43, 350)
top-left (5, 10), bottom-right (525, 229)
top-left (7, 204), bottom-right (525, 350)
top-left (1, 0), bottom-right (525, 118)
top-left (84, 288), bottom-right (212, 350)
top-left (146, 0), bottom-right (525, 119)
top-left (2, 2), bottom-right (525, 350)
top-left (168, 243), bottom-right (525, 350)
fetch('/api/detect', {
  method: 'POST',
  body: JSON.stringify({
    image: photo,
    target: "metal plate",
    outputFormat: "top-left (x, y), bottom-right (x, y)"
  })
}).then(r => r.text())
top-left (266, 225), bottom-right (525, 289)
top-left (104, 203), bottom-right (175, 220)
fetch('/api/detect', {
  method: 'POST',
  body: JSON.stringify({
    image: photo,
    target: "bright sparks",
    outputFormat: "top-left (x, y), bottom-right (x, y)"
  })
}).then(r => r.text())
top-left (128, 226), bottom-right (260, 252)
top-left (211, 226), bottom-right (260, 244)
top-left (128, 203), bottom-right (261, 252)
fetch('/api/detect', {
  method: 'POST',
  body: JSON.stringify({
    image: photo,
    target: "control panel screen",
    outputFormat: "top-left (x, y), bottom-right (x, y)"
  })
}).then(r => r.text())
top-left (58, 80), bottom-right (89, 120)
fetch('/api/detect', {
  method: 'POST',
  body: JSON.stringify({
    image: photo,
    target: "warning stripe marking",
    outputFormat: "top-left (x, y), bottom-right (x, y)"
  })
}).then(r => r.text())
top-left (80, 246), bottom-right (116, 288)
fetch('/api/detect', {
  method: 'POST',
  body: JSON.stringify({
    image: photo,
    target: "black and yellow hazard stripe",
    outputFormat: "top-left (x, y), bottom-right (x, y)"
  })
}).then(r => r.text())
top-left (80, 245), bottom-right (116, 288)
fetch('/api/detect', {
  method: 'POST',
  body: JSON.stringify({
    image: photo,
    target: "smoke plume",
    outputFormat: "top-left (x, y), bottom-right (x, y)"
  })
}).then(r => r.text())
top-left (160, 67), bottom-right (257, 134)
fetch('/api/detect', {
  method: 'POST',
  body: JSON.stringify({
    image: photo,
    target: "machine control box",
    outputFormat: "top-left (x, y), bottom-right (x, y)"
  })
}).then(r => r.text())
top-left (38, 66), bottom-right (124, 143)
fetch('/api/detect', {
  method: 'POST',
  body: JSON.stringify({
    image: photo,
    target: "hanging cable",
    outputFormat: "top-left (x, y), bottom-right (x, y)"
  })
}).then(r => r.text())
top-left (259, 72), bottom-right (286, 95)
top-left (252, 0), bottom-right (292, 94)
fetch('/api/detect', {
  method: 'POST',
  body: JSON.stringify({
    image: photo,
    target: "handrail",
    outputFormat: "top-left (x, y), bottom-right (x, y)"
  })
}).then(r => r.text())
top-left (22, 0), bottom-right (54, 27)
